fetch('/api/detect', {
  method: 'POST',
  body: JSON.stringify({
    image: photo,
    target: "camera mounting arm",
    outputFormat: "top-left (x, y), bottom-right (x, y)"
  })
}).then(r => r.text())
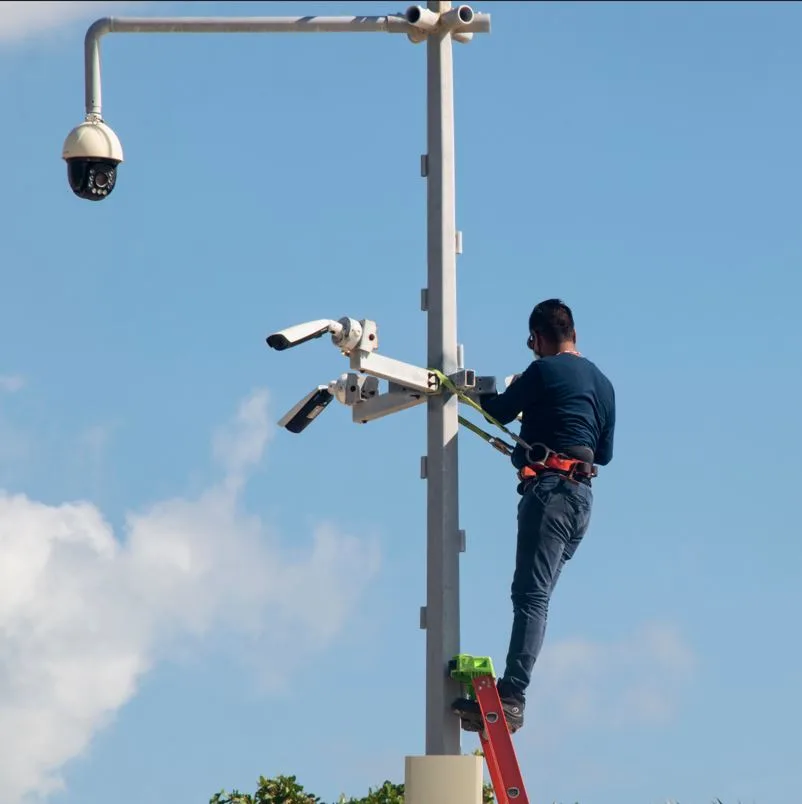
top-left (341, 318), bottom-right (438, 395)
top-left (80, 12), bottom-right (489, 119)
top-left (351, 381), bottom-right (427, 424)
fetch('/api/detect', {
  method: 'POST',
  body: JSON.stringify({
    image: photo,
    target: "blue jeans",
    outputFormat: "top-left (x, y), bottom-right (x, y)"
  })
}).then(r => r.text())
top-left (500, 471), bottom-right (593, 701)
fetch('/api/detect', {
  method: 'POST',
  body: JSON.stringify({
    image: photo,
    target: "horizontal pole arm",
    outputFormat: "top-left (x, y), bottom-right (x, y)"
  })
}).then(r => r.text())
top-left (83, 10), bottom-right (490, 120)
top-left (86, 13), bottom-right (491, 38)
top-left (90, 15), bottom-right (408, 37)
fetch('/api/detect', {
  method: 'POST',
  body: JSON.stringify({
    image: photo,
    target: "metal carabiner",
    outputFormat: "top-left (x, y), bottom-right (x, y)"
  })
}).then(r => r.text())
top-left (523, 441), bottom-right (554, 469)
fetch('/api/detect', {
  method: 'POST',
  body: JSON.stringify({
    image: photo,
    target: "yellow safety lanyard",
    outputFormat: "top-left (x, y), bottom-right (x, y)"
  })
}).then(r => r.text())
top-left (430, 350), bottom-right (585, 462)
top-left (430, 369), bottom-right (528, 459)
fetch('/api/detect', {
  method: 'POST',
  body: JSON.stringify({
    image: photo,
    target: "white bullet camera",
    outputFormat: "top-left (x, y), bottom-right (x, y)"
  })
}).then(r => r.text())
top-left (62, 117), bottom-right (124, 201)
top-left (277, 385), bottom-right (335, 434)
top-left (266, 317), bottom-right (364, 354)
top-left (278, 372), bottom-right (379, 434)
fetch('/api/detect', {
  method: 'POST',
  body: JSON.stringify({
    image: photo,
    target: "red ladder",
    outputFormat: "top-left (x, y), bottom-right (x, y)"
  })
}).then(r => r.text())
top-left (472, 674), bottom-right (529, 804)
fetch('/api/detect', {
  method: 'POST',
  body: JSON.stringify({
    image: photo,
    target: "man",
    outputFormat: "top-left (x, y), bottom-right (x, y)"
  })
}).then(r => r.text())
top-left (452, 298), bottom-right (616, 733)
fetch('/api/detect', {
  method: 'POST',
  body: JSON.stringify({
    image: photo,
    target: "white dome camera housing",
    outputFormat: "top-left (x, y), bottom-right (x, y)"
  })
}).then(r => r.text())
top-left (62, 117), bottom-right (124, 201)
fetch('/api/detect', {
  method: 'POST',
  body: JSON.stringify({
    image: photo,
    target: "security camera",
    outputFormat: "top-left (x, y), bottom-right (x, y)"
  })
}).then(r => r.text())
top-left (266, 316), bottom-right (364, 354)
top-left (278, 372), bottom-right (379, 434)
top-left (278, 385), bottom-right (334, 434)
top-left (266, 319), bottom-right (338, 351)
top-left (62, 117), bottom-right (124, 201)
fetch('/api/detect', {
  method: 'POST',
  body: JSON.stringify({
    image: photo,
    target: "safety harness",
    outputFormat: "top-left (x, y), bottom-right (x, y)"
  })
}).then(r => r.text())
top-left (430, 369), bottom-right (598, 487)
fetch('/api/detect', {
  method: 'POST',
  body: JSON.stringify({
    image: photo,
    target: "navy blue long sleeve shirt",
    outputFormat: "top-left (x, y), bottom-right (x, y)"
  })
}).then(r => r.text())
top-left (480, 353), bottom-right (616, 471)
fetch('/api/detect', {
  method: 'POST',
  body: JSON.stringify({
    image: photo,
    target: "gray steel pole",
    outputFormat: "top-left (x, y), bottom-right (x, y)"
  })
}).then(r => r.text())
top-left (424, 0), bottom-right (461, 756)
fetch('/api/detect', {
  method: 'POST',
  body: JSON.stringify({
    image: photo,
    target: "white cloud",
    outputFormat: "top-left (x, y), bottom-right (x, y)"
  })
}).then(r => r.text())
top-left (0, 375), bottom-right (24, 393)
top-left (212, 387), bottom-right (272, 491)
top-left (0, 2), bottom-right (148, 43)
top-left (0, 388), bottom-right (380, 804)
top-left (527, 621), bottom-right (696, 735)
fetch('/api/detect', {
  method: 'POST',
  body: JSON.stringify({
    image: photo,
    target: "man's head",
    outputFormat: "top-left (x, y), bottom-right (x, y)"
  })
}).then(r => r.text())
top-left (527, 298), bottom-right (577, 357)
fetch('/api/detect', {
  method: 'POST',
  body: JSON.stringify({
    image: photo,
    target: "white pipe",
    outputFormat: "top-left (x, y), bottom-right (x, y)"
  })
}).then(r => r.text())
top-left (82, 13), bottom-right (491, 118)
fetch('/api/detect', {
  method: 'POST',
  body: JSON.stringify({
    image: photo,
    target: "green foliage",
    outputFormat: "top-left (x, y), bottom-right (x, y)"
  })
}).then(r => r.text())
top-left (210, 774), bottom-right (321, 804)
top-left (338, 779), bottom-right (405, 803)
top-left (210, 769), bottom-right (495, 804)
top-left (210, 772), bottom-right (737, 804)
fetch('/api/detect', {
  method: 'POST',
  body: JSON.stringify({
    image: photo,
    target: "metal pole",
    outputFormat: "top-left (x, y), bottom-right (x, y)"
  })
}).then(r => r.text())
top-left (424, 0), bottom-right (461, 756)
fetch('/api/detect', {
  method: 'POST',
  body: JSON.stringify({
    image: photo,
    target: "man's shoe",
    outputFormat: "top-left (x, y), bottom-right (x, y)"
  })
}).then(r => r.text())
top-left (450, 691), bottom-right (525, 733)
top-left (450, 699), bottom-right (484, 732)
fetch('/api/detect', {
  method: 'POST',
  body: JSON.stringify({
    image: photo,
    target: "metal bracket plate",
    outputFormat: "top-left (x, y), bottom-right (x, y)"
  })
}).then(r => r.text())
top-left (473, 375), bottom-right (498, 395)
top-left (352, 386), bottom-right (427, 423)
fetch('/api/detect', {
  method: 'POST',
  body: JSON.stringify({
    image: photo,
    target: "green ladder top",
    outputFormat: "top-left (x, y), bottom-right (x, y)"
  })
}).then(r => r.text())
top-left (449, 654), bottom-right (495, 698)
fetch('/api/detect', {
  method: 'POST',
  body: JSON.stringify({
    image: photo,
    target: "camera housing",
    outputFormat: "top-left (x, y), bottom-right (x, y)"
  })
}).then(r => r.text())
top-left (62, 118), bottom-right (124, 201)
top-left (266, 317), bottom-right (364, 354)
top-left (277, 372), bottom-right (380, 434)
top-left (277, 386), bottom-right (334, 434)
top-left (267, 319), bottom-right (340, 351)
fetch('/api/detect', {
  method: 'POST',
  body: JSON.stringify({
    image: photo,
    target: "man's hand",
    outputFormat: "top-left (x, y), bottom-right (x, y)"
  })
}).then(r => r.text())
top-left (501, 374), bottom-right (523, 422)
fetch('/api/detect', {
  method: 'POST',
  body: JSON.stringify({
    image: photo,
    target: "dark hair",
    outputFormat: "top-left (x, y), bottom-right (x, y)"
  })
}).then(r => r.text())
top-left (528, 298), bottom-right (576, 343)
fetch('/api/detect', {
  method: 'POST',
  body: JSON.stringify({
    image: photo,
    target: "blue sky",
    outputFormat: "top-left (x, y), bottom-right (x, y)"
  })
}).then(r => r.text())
top-left (1, 1), bottom-right (801, 802)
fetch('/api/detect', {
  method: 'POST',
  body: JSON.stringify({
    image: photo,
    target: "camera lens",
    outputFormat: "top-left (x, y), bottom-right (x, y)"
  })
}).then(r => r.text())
top-left (67, 159), bottom-right (118, 201)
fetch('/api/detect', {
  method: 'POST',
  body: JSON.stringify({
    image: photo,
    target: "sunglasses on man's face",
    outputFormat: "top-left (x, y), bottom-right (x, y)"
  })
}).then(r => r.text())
top-left (527, 334), bottom-right (536, 349)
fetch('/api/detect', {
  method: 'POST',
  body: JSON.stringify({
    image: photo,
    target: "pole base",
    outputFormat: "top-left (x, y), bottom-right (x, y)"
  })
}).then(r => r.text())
top-left (404, 754), bottom-right (484, 804)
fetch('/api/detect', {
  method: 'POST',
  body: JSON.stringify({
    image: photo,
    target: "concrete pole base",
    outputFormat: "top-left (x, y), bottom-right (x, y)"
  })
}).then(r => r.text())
top-left (404, 754), bottom-right (484, 804)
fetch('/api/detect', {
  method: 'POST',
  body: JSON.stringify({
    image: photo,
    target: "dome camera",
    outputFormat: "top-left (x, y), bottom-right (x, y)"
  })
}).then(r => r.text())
top-left (62, 117), bottom-right (124, 201)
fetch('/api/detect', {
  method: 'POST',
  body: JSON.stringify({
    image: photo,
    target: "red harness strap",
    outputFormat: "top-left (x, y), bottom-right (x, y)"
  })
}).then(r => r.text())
top-left (517, 446), bottom-right (598, 482)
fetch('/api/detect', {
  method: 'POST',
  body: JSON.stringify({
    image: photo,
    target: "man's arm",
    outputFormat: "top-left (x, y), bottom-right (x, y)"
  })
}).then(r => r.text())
top-left (595, 396), bottom-right (616, 466)
top-left (478, 361), bottom-right (541, 425)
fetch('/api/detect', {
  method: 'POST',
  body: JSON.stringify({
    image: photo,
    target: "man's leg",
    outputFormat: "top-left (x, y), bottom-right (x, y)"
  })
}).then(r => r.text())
top-left (498, 475), bottom-right (593, 710)
top-left (451, 475), bottom-right (590, 731)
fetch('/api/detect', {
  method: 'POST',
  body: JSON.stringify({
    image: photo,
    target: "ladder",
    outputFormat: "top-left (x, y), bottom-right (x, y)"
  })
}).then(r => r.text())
top-left (450, 654), bottom-right (530, 804)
